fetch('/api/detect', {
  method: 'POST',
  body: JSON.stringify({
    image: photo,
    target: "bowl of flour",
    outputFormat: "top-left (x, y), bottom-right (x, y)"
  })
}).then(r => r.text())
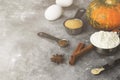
top-left (90, 31), bottom-right (120, 55)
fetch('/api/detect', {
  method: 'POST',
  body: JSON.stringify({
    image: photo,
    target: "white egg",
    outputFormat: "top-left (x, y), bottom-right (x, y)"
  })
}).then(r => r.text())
top-left (44, 4), bottom-right (63, 21)
top-left (56, 0), bottom-right (73, 7)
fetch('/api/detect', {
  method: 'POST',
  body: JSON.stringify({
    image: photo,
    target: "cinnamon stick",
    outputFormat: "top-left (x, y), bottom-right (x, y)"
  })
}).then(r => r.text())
top-left (69, 44), bottom-right (94, 65)
top-left (75, 44), bottom-right (94, 57)
top-left (112, 28), bottom-right (120, 33)
top-left (112, 28), bottom-right (120, 37)
top-left (69, 43), bottom-right (85, 65)
top-left (72, 43), bottom-right (85, 55)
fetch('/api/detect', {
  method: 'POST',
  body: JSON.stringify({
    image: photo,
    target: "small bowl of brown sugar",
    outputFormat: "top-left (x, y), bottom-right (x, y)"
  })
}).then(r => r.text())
top-left (64, 8), bottom-right (86, 35)
top-left (64, 19), bottom-right (83, 35)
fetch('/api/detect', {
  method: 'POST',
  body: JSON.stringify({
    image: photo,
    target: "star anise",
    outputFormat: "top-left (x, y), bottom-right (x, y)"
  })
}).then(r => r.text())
top-left (51, 54), bottom-right (64, 64)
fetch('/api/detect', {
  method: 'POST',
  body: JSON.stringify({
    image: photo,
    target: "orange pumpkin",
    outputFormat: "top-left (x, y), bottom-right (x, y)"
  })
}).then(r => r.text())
top-left (86, 0), bottom-right (120, 30)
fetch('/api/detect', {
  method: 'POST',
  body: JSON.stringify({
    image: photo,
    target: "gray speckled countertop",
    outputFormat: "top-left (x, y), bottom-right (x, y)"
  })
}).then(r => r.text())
top-left (0, 0), bottom-right (120, 80)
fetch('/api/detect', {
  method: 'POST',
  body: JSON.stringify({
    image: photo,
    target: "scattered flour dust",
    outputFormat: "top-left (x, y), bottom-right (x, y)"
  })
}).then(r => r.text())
top-left (90, 31), bottom-right (120, 49)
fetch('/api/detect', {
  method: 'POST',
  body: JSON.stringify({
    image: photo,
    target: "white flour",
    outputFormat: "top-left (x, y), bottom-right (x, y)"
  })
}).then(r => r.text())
top-left (90, 31), bottom-right (120, 49)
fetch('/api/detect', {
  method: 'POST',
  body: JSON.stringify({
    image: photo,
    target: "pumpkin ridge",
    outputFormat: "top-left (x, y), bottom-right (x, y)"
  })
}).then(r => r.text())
top-left (87, 0), bottom-right (120, 30)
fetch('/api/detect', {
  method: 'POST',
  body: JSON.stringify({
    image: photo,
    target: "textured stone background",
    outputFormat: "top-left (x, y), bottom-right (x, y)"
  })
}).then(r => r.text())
top-left (0, 0), bottom-right (120, 80)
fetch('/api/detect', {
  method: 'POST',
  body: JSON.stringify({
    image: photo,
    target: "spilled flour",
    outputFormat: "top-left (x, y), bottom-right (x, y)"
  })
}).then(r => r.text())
top-left (90, 31), bottom-right (120, 49)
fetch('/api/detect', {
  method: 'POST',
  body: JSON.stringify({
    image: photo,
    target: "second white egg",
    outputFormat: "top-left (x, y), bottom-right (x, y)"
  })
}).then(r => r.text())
top-left (56, 0), bottom-right (73, 7)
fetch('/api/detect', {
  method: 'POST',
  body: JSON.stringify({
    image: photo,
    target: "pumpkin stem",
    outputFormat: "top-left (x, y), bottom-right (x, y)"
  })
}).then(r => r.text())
top-left (105, 0), bottom-right (117, 5)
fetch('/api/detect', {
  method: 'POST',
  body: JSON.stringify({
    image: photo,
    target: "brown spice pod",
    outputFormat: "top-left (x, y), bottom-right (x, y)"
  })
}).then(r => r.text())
top-left (112, 28), bottom-right (120, 37)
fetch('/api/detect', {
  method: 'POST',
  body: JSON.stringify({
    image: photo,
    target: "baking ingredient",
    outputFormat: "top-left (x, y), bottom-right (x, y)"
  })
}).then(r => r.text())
top-left (69, 43), bottom-right (85, 65)
top-left (38, 32), bottom-right (69, 47)
top-left (51, 54), bottom-right (64, 64)
top-left (86, 0), bottom-right (120, 30)
top-left (69, 43), bottom-right (94, 65)
top-left (113, 28), bottom-right (120, 33)
top-left (64, 19), bottom-right (83, 29)
top-left (91, 59), bottom-right (120, 75)
top-left (44, 4), bottom-right (63, 20)
top-left (56, 0), bottom-right (73, 7)
top-left (112, 28), bottom-right (120, 37)
top-left (75, 44), bottom-right (94, 57)
top-left (91, 67), bottom-right (105, 75)
top-left (90, 31), bottom-right (120, 49)
top-left (58, 40), bottom-right (69, 47)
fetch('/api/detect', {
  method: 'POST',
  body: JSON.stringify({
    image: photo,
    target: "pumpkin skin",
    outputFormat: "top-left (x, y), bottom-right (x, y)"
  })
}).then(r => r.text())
top-left (86, 0), bottom-right (120, 30)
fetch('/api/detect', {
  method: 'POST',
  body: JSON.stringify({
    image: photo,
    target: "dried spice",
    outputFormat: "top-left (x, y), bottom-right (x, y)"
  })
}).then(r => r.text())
top-left (69, 43), bottom-right (94, 65)
top-left (69, 43), bottom-right (85, 65)
top-left (51, 54), bottom-right (64, 64)
top-left (38, 32), bottom-right (69, 47)
top-left (112, 28), bottom-right (120, 37)
top-left (58, 40), bottom-right (69, 47)
top-left (91, 58), bottom-right (120, 75)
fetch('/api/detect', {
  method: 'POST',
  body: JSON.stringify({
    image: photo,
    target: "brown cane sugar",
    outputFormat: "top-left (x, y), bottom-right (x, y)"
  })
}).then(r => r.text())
top-left (64, 19), bottom-right (83, 29)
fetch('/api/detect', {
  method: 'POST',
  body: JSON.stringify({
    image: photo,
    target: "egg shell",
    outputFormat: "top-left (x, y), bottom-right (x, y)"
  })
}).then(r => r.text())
top-left (56, 0), bottom-right (73, 7)
top-left (44, 4), bottom-right (63, 21)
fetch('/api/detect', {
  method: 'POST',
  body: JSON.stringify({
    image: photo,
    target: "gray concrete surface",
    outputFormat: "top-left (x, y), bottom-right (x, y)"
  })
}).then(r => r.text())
top-left (0, 0), bottom-right (120, 80)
